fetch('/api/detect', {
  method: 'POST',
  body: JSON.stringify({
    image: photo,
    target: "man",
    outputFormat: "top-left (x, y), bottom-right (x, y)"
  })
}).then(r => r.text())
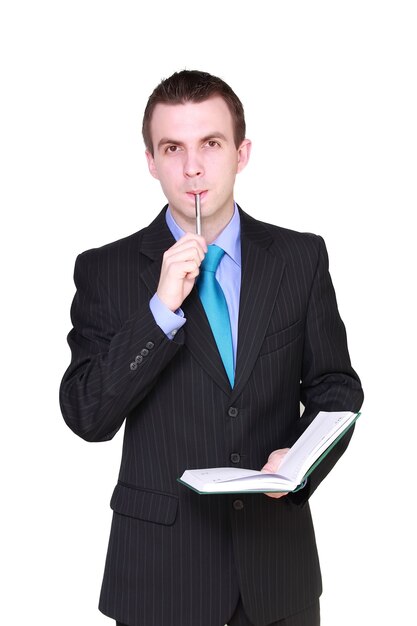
top-left (60, 70), bottom-right (363, 626)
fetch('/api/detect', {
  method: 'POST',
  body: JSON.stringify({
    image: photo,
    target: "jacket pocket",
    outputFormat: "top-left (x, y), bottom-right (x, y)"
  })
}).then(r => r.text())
top-left (259, 319), bottom-right (303, 356)
top-left (110, 481), bottom-right (178, 526)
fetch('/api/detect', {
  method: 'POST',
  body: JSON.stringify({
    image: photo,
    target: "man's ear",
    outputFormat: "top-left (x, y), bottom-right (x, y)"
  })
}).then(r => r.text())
top-left (237, 138), bottom-right (252, 173)
top-left (145, 150), bottom-right (159, 180)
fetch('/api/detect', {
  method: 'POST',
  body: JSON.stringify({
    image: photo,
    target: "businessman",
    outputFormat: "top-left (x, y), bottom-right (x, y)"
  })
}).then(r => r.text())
top-left (60, 70), bottom-right (363, 626)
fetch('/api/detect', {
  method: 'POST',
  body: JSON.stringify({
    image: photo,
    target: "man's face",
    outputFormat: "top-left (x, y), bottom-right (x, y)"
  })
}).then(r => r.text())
top-left (146, 96), bottom-right (251, 232)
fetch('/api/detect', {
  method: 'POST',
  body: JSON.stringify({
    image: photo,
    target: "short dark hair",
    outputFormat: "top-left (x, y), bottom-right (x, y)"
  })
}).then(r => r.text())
top-left (142, 70), bottom-right (246, 155)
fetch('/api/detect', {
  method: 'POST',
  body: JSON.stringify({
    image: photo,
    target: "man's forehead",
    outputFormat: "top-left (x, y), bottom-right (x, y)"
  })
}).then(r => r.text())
top-left (150, 97), bottom-right (234, 137)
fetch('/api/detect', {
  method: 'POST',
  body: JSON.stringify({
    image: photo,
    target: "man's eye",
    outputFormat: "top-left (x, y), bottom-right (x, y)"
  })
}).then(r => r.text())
top-left (206, 140), bottom-right (219, 148)
top-left (166, 145), bottom-right (179, 153)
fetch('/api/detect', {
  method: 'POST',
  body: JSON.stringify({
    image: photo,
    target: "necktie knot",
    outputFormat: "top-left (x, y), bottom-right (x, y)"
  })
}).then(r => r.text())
top-left (201, 245), bottom-right (225, 273)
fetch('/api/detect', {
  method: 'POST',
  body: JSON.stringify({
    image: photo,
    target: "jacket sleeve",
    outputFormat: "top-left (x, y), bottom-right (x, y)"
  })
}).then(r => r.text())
top-left (59, 251), bottom-right (184, 442)
top-left (289, 235), bottom-right (364, 505)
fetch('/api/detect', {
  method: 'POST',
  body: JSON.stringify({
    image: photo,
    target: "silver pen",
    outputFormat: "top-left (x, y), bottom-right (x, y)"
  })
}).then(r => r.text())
top-left (195, 193), bottom-right (201, 236)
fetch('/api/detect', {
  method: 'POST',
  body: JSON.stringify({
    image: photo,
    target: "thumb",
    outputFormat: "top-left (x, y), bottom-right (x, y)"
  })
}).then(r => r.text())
top-left (260, 462), bottom-right (276, 474)
top-left (260, 448), bottom-right (290, 474)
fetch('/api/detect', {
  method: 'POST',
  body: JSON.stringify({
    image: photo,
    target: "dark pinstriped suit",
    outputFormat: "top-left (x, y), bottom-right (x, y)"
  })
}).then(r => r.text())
top-left (60, 206), bottom-right (363, 626)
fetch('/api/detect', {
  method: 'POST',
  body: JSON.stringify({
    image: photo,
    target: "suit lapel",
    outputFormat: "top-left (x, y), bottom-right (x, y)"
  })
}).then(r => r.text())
top-left (140, 207), bottom-right (176, 296)
top-left (181, 284), bottom-right (232, 395)
top-left (230, 210), bottom-right (286, 402)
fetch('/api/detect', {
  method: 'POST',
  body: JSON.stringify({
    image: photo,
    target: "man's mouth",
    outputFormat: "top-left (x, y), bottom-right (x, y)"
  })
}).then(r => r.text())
top-left (186, 190), bottom-right (207, 199)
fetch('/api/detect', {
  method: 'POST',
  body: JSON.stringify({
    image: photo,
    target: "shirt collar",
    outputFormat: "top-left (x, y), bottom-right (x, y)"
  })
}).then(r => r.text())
top-left (165, 203), bottom-right (241, 267)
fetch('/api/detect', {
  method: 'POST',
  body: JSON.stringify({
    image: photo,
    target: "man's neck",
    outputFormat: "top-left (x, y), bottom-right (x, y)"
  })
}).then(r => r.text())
top-left (200, 217), bottom-right (234, 244)
top-left (170, 205), bottom-right (235, 244)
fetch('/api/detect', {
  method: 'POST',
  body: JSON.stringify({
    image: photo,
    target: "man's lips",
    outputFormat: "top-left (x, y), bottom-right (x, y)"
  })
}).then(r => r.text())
top-left (186, 190), bottom-right (207, 199)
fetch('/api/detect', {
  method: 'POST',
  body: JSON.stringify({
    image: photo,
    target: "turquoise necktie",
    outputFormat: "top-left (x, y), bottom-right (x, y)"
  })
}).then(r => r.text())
top-left (197, 245), bottom-right (234, 387)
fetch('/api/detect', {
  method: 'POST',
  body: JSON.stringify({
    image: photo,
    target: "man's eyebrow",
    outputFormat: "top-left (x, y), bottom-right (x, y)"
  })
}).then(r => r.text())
top-left (201, 132), bottom-right (228, 143)
top-left (157, 132), bottom-right (228, 150)
top-left (157, 138), bottom-right (183, 150)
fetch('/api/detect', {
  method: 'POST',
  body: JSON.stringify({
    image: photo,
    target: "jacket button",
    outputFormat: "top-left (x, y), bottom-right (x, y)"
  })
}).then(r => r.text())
top-left (135, 355), bottom-right (143, 364)
top-left (146, 341), bottom-right (155, 350)
top-left (140, 348), bottom-right (149, 357)
top-left (228, 406), bottom-right (238, 418)
top-left (233, 499), bottom-right (244, 511)
top-left (230, 453), bottom-right (241, 464)
top-left (130, 362), bottom-right (137, 371)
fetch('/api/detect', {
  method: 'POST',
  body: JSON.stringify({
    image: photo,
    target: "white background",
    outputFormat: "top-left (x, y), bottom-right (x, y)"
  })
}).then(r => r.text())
top-left (1, 1), bottom-right (415, 624)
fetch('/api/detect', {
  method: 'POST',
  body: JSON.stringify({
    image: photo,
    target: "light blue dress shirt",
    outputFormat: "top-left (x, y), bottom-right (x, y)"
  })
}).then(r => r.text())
top-left (149, 204), bottom-right (241, 368)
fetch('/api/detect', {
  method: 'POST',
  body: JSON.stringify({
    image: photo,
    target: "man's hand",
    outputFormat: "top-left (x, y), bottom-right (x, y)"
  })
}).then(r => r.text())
top-left (260, 448), bottom-right (290, 499)
top-left (157, 233), bottom-right (207, 312)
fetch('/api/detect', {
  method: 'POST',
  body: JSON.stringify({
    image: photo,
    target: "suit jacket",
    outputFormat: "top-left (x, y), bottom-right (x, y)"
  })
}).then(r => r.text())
top-left (60, 206), bottom-right (363, 626)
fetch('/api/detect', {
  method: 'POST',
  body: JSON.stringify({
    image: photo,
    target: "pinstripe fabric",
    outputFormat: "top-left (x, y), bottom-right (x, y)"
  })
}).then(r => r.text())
top-left (60, 206), bottom-right (363, 626)
top-left (227, 597), bottom-right (320, 625)
top-left (119, 596), bottom-right (319, 626)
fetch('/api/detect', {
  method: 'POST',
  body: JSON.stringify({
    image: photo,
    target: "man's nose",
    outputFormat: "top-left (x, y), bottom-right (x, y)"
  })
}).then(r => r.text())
top-left (183, 151), bottom-right (204, 178)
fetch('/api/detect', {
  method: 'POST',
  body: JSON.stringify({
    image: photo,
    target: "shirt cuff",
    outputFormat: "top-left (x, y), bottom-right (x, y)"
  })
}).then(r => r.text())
top-left (149, 293), bottom-right (186, 340)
